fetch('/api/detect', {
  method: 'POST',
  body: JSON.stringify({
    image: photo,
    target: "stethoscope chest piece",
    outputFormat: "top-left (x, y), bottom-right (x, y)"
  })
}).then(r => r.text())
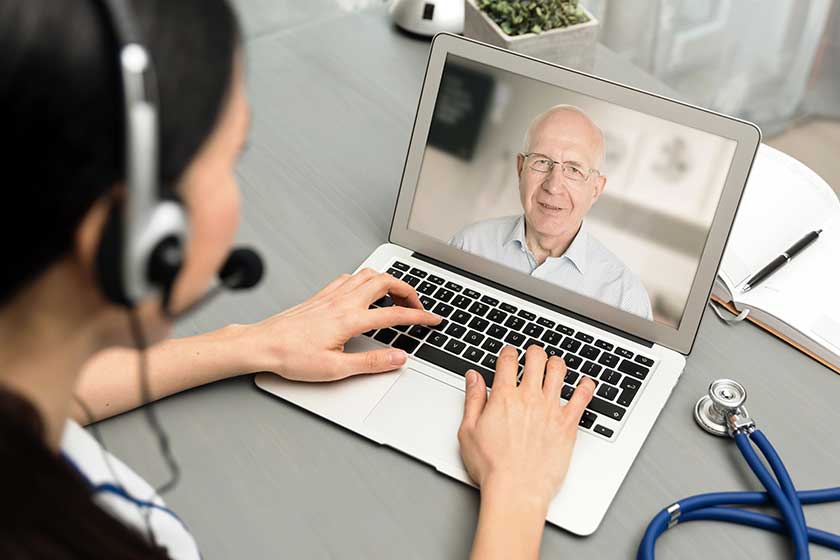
top-left (694, 378), bottom-right (749, 437)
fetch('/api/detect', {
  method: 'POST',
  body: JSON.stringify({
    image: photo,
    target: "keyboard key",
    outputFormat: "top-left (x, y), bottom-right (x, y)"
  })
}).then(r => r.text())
top-left (545, 346), bottom-right (562, 359)
top-left (480, 295), bottom-right (499, 306)
top-left (617, 378), bottom-right (641, 407)
top-left (560, 337), bottom-right (581, 353)
top-left (374, 328), bottom-right (398, 344)
top-left (524, 338), bottom-right (544, 350)
top-left (574, 332), bottom-right (594, 343)
top-left (445, 323), bottom-right (466, 338)
top-left (560, 384), bottom-right (574, 400)
top-left (428, 332), bottom-right (448, 347)
top-left (403, 275), bottom-right (420, 287)
top-left (615, 347), bottom-right (634, 359)
top-left (620, 377), bottom-right (641, 391)
top-left (564, 370), bottom-right (579, 384)
top-left (500, 303), bottom-right (518, 314)
top-left (451, 310), bottom-right (471, 325)
top-left (445, 281), bottom-right (462, 292)
top-left (598, 352), bottom-right (620, 368)
top-left (393, 335), bottom-right (420, 354)
top-left (587, 397), bottom-right (625, 421)
top-left (618, 360), bottom-right (649, 380)
top-left (444, 339), bottom-right (466, 355)
top-left (464, 288), bottom-right (481, 299)
top-left (635, 355), bottom-right (655, 367)
top-left (452, 295), bottom-right (471, 309)
top-left (463, 346), bottom-right (484, 363)
top-left (419, 296), bottom-right (435, 310)
top-left (580, 344), bottom-right (600, 360)
top-left (600, 369), bottom-right (621, 385)
top-left (504, 331), bottom-right (526, 346)
top-left (519, 352), bottom-right (527, 366)
top-left (386, 268), bottom-right (403, 279)
top-left (517, 309), bottom-right (536, 321)
top-left (415, 344), bottom-right (494, 386)
top-left (434, 288), bottom-right (454, 303)
top-left (597, 384), bottom-right (619, 401)
top-left (541, 330), bottom-right (562, 345)
top-left (431, 319), bottom-right (448, 331)
top-left (432, 303), bottom-right (454, 318)
top-left (556, 324), bottom-right (574, 336)
top-left (362, 330), bottom-right (376, 337)
top-left (537, 317), bottom-right (556, 329)
top-left (374, 295), bottom-right (393, 307)
top-left (594, 339), bottom-right (614, 351)
top-left (468, 317), bottom-right (489, 332)
top-left (481, 338), bottom-right (503, 353)
top-left (469, 301), bottom-right (490, 317)
top-left (487, 325), bottom-right (507, 339)
top-left (594, 425), bottom-right (614, 438)
top-left (409, 268), bottom-right (427, 278)
top-left (564, 354), bottom-right (582, 370)
top-left (464, 330), bottom-right (484, 346)
top-left (581, 361), bottom-right (602, 376)
top-left (579, 410), bottom-right (597, 429)
top-left (392, 261), bottom-right (410, 271)
top-left (393, 324), bottom-right (410, 332)
top-left (417, 281), bottom-right (437, 295)
top-left (487, 309), bottom-right (507, 324)
top-left (481, 354), bottom-right (497, 370)
top-left (523, 323), bottom-right (544, 338)
top-left (408, 325), bottom-right (431, 340)
top-left (428, 274), bottom-right (445, 285)
top-left (504, 316), bottom-right (526, 331)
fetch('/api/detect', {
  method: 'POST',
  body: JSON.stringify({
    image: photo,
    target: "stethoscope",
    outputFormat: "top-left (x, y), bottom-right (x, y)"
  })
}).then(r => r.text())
top-left (637, 379), bottom-right (840, 559)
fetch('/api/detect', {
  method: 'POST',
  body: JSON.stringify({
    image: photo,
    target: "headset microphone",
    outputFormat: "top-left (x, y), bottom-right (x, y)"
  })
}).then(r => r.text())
top-left (165, 247), bottom-right (264, 320)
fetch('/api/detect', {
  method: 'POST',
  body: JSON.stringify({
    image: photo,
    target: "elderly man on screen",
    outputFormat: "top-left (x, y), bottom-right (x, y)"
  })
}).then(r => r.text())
top-left (449, 105), bottom-right (653, 320)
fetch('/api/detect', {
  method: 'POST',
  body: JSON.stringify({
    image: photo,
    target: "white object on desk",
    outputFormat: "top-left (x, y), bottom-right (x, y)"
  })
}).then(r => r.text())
top-left (712, 144), bottom-right (840, 372)
top-left (390, 0), bottom-right (464, 36)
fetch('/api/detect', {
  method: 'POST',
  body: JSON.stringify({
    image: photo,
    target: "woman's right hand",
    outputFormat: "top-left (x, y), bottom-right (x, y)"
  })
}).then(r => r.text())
top-left (458, 344), bottom-right (595, 513)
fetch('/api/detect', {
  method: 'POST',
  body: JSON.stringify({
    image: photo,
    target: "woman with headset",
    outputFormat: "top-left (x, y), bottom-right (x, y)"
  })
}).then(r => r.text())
top-left (0, 0), bottom-right (595, 558)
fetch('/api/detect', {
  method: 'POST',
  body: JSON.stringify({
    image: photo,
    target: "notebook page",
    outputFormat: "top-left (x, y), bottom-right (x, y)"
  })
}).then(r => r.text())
top-left (720, 144), bottom-right (839, 288)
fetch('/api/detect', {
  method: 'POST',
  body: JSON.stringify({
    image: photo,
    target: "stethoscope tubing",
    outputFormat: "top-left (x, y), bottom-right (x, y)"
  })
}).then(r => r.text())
top-left (637, 429), bottom-right (840, 559)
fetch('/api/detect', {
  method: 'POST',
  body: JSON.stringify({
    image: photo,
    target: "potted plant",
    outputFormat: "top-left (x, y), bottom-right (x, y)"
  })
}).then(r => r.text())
top-left (463, 0), bottom-right (599, 72)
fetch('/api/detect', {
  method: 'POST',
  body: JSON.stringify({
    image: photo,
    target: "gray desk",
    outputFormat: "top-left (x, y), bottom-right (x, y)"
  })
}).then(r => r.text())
top-left (97, 5), bottom-right (840, 559)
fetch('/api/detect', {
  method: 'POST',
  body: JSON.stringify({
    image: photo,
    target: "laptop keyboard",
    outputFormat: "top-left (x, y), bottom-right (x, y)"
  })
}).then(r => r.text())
top-left (365, 260), bottom-right (657, 441)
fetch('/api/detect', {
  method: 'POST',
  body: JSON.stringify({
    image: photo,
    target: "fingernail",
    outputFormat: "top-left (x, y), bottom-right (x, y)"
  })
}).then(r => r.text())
top-left (466, 370), bottom-right (477, 386)
top-left (389, 350), bottom-right (407, 365)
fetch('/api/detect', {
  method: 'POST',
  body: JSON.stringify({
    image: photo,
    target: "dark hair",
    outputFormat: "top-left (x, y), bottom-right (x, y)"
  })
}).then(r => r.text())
top-left (0, 0), bottom-right (240, 556)
top-left (0, 0), bottom-right (240, 306)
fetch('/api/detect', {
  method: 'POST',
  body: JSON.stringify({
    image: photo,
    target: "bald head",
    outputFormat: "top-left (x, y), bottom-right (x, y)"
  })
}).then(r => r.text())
top-left (522, 105), bottom-right (605, 169)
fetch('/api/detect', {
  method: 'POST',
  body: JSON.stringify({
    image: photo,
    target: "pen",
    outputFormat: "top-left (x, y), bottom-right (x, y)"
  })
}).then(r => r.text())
top-left (742, 229), bottom-right (823, 293)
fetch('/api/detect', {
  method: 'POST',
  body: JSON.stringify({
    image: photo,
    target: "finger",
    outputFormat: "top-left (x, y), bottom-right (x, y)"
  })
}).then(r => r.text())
top-left (492, 345), bottom-right (519, 391)
top-left (563, 376), bottom-right (595, 424)
top-left (358, 306), bottom-right (442, 332)
top-left (460, 370), bottom-right (487, 431)
top-left (311, 273), bottom-right (352, 300)
top-left (333, 268), bottom-right (380, 298)
top-left (359, 273), bottom-right (424, 310)
top-left (331, 347), bottom-right (409, 378)
top-left (520, 345), bottom-right (548, 393)
top-left (543, 355), bottom-right (566, 401)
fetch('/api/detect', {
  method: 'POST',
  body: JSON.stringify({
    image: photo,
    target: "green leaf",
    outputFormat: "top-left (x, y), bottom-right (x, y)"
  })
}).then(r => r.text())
top-left (478, 0), bottom-right (589, 36)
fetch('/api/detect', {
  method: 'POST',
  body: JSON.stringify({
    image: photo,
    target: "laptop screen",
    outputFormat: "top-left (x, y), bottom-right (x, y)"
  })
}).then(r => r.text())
top-left (406, 54), bottom-right (738, 330)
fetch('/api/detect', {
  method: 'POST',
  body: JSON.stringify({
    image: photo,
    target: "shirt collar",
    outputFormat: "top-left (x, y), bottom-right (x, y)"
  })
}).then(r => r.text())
top-left (504, 215), bottom-right (588, 274)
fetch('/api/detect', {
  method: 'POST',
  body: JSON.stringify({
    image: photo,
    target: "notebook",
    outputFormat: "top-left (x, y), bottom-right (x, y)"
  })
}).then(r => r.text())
top-left (711, 144), bottom-right (840, 374)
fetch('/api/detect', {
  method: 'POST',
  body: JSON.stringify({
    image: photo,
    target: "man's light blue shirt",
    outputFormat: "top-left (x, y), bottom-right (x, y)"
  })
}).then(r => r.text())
top-left (449, 215), bottom-right (653, 320)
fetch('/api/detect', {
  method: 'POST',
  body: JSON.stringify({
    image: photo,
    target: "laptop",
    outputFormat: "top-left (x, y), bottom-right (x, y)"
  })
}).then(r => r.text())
top-left (256, 33), bottom-right (760, 535)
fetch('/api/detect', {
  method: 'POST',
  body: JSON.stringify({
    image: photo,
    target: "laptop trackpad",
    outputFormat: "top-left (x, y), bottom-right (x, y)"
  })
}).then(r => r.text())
top-left (364, 368), bottom-right (464, 468)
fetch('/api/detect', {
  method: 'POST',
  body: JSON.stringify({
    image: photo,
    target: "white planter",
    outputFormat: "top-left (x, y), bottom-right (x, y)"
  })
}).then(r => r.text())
top-left (463, 0), bottom-right (599, 72)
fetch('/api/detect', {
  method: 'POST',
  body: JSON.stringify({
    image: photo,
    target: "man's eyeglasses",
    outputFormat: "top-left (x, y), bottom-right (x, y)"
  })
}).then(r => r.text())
top-left (520, 152), bottom-right (600, 183)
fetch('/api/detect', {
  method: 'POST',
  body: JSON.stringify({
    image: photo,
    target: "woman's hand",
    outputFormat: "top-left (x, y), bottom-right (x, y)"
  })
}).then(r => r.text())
top-left (236, 268), bottom-right (442, 382)
top-left (459, 345), bottom-right (595, 560)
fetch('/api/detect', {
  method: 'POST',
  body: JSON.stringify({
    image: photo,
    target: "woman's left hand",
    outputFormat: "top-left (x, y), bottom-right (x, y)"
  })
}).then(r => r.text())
top-left (235, 268), bottom-right (442, 382)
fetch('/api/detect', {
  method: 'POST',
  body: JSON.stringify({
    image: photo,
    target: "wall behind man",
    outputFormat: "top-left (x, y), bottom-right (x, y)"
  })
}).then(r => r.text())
top-left (408, 56), bottom-right (736, 328)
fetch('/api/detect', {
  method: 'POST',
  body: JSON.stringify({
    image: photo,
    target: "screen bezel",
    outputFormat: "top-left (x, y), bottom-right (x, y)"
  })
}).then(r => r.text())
top-left (389, 33), bottom-right (760, 354)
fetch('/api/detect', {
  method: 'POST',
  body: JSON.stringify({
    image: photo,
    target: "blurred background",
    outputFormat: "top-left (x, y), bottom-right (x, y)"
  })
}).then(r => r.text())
top-left (408, 55), bottom-right (736, 327)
